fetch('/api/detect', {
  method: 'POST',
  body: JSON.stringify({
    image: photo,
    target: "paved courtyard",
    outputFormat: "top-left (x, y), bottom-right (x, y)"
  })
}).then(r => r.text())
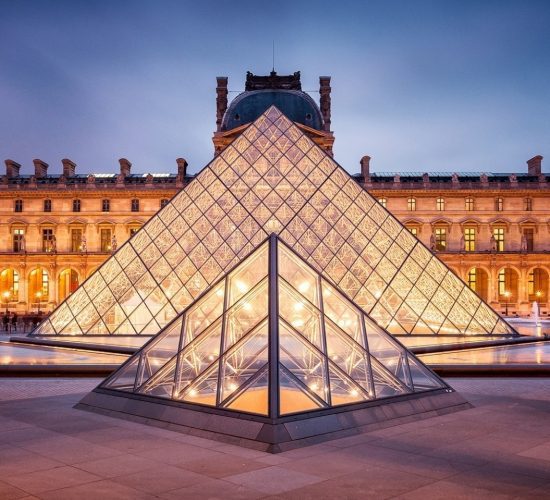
top-left (0, 377), bottom-right (549, 499)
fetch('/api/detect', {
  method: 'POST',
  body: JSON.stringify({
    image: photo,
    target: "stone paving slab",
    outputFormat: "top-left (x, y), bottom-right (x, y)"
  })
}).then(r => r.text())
top-left (0, 377), bottom-right (550, 498)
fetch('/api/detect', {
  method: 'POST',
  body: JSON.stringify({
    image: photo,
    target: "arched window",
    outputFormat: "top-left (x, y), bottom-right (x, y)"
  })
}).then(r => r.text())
top-left (0, 269), bottom-right (19, 303)
top-left (29, 268), bottom-right (49, 305)
top-left (58, 269), bottom-right (79, 302)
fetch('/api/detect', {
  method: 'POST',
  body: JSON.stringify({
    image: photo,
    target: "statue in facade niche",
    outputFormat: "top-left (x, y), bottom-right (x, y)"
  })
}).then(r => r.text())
top-left (452, 173), bottom-right (459, 183)
top-left (111, 235), bottom-right (117, 253)
top-left (429, 233), bottom-right (436, 251)
top-left (50, 234), bottom-right (57, 253)
top-left (460, 234), bottom-right (465, 252)
top-left (520, 233), bottom-right (527, 253)
top-left (80, 235), bottom-right (87, 253)
top-left (480, 173), bottom-right (488, 183)
top-left (490, 234), bottom-right (496, 252)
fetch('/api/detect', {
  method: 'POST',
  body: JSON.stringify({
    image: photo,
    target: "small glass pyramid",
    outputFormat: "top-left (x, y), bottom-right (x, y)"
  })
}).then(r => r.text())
top-left (34, 105), bottom-right (515, 340)
top-left (102, 235), bottom-right (447, 417)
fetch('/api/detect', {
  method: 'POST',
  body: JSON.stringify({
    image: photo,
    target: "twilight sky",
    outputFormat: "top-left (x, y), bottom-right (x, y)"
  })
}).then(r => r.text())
top-left (1, 0), bottom-right (549, 176)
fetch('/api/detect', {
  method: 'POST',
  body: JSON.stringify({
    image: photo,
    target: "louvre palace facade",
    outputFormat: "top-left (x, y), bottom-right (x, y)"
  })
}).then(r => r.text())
top-left (0, 71), bottom-right (547, 320)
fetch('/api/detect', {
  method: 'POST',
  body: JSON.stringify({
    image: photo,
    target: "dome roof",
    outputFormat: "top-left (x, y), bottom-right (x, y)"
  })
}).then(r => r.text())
top-left (221, 90), bottom-right (323, 131)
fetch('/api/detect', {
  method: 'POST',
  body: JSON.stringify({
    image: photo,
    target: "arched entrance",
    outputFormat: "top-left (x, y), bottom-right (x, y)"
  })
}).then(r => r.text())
top-left (528, 268), bottom-right (549, 305)
top-left (28, 267), bottom-right (49, 313)
top-left (467, 268), bottom-right (488, 302)
top-left (498, 268), bottom-right (519, 313)
top-left (58, 269), bottom-right (79, 302)
top-left (0, 268), bottom-right (19, 310)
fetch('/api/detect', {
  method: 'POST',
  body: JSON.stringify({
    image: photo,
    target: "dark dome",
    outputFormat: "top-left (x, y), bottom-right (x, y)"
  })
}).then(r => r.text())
top-left (222, 90), bottom-right (323, 131)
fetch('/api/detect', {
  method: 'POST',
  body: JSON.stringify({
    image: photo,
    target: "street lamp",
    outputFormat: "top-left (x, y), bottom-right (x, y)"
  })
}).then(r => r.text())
top-left (35, 291), bottom-right (42, 315)
top-left (3, 290), bottom-right (10, 314)
top-left (503, 290), bottom-right (511, 316)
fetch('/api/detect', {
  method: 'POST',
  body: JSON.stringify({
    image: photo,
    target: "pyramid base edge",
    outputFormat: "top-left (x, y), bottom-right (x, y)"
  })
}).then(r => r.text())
top-left (75, 389), bottom-right (472, 453)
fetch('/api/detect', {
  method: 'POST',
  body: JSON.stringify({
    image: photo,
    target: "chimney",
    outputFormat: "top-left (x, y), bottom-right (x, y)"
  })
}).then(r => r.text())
top-left (176, 158), bottom-right (188, 178)
top-left (216, 77), bottom-right (228, 132)
top-left (527, 155), bottom-right (543, 176)
top-left (319, 76), bottom-right (331, 131)
top-left (5, 159), bottom-right (21, 178)
top-left (119, 158), bottom-right (131, 178)
top-left (61, 158), bottom-right (76, 177)
top-left (360, 155), bottom-right (371, 180)
top-left (33, 158), bottom-right (49, 178)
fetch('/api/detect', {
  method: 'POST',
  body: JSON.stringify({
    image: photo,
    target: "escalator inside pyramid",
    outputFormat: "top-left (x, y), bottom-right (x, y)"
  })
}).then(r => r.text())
top-left (78, 235), bottom-right (469, 452)
top-left (28, 77), bottom-right (516, 354)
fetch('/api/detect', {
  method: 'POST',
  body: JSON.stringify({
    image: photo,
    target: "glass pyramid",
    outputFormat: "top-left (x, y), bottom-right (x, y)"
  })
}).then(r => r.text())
top-left (33, 105), bottom-right (515, 339)
top-left (101, 236), bottom-right (447, 417)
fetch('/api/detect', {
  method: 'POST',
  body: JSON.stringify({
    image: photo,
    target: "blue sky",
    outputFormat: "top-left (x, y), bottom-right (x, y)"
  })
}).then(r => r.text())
top-left (1, 0), bottom-right (549, 176)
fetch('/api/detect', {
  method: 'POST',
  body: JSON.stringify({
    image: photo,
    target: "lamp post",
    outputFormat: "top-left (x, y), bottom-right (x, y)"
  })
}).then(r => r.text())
top-left (35, 291), bottom-right (42, 315)
top-left (3, 290), bottom-right (10, 314)
top-left (503, 290), bottom-right (511, 316)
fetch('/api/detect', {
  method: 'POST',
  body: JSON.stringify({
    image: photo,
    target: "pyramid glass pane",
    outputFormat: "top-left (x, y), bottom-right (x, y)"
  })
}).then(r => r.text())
top-left (43, 106), bottom-right (513, 344)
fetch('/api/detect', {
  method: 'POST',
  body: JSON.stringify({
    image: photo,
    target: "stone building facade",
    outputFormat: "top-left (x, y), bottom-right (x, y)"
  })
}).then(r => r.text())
top-left (0, 158), bottom-right (189, 314)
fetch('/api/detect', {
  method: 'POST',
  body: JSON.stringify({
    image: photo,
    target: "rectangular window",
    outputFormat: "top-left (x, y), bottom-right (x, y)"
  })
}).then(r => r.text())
top-left (160, 198), bottom-right (169, 209)
top-left (130, 227), bottom-right (140, 236)
top-left (71, 229), bottom-right (83, 252)
top-left (408, 227), bottom-right (418, 236)
top-left (42, 229), bottom-right (54, 252)
top-left (495, 197), bottom-right (503, 211)
top-left (465, 197), bottom-right (474, 211)
top-left (436, 198), bottom-right (445, 211)
top-left (13, 229), bottom-right (25, 252)
top-left (377, 198), bottom-right (387, 208)
top-left (131, 199), bottom-right (140, 212)
top-left (524, 229), bottom-right (534, 252)
top-left (524, 198), bottom-right (532, 211)
top-left (407, 198), bottom-right (416, 211)
top-left (102, 199), bottom-right (110, 212)
top-left (43, 199), bottom-right (52, 212)
top-left (493, 228), bottom-right (505, 252)
top-left (14, 199), bottom-right (23, 212)
top-left (464, 228), bottom-right (475, 252)
top-left (435, 228), bottom-right (446, 251)
top-left (72, 199), bottom-right (81, 212)
top-left (100, 229), bottom-right (112, 252)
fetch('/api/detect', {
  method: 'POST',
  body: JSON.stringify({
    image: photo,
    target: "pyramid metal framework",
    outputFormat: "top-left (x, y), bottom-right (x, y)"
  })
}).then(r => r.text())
top-left (33, 106), bottom-right (515, 339)
top-left (100, 236), bottom-right (447, 417)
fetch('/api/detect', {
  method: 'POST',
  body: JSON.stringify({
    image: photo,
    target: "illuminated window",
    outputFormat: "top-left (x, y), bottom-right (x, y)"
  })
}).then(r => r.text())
top-left (528, 268), bottom-right (547, 300)
top-left (436, 198), bottom-right (445, 211)
top-left (468, 268), bottom-right (477, 291)
top-left (102, 199), bottom-right (111, 212)
top-left (408, 227), bottom-right (418, 236)
top-left (495, 197), bottom-right (503, 211)
top-left (12, 229), bottom-right (25, 252)
top-left (100, 229), bottom-right (112, 252)
top-left (14, 199), bottom-right (23, 212)
top-left (72, 199), bottom-right (81, 212)
top-left (42, 229), bottom-right (54, 252)
top-left (71, 229), bottom-right (83, 252)
top-left (377, 198), bottom-right (387, 208)
top-left (434, 228), bottom-right (446, 251)
top-left (160, 198), bottom-right (170, 209)
top-left (43, 199), bottom-right (52, 212)
top-left (130, 227), bottom-right (140, 236)
top-left (29, 268), bottom-right (49, 304)
top-left (493, 228), bottom-right (505, 252)
top-left (523, 229), bottom-right (534, 252)
top-left (131, 199), bottom-right (140, 212)
top-left (407, 198), bottom-right (416, 211)
top-left (524, 198), bottom-right (532, 211)
top-left (464, 228), bottom-right (475, 252)
top-left (465, 197), bottom-right (474, 211)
